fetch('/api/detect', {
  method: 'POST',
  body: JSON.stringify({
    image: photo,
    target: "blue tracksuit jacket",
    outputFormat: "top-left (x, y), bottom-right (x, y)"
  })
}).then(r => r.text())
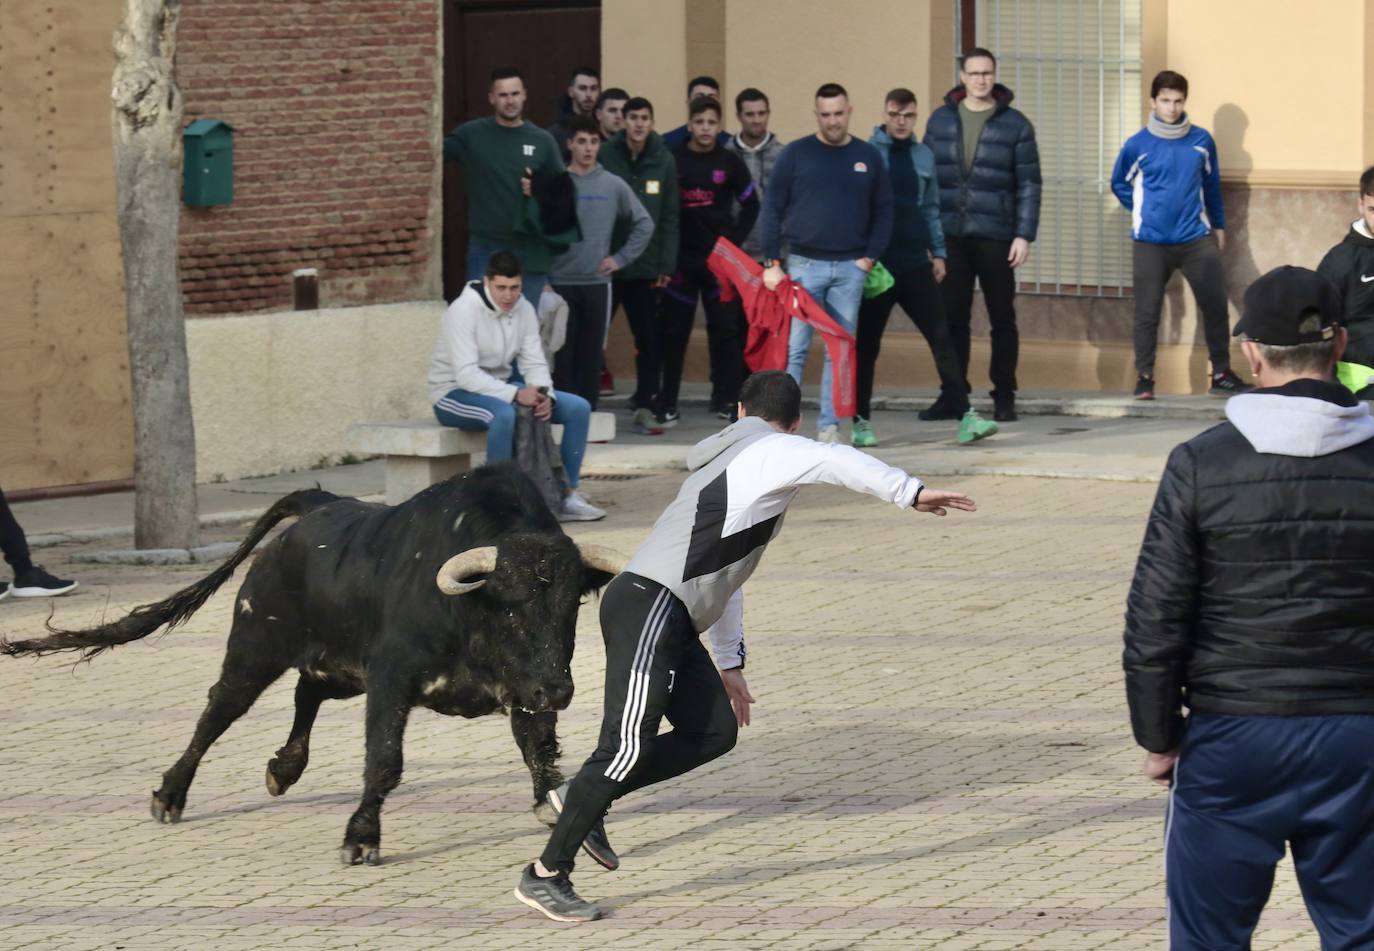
top-left (1110, 124), bottom-right (1225, 245)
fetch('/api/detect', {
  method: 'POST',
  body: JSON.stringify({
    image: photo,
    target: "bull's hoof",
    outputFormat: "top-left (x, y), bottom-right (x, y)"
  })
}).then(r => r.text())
top-left (149, 790), bottom-right (182, 824)
top-left (265, 762), bottom-right (293, 797)
top-left (533, 797), bottom-right (558, 827)
top-left (340, 843), bottom-right (382, 867)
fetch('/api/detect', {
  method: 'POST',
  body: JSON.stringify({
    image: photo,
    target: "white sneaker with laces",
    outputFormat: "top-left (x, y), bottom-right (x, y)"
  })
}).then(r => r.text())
top-left (817, 424), bottom-right (840, 445)
top-left (559, 490), bottom-right (606, 522)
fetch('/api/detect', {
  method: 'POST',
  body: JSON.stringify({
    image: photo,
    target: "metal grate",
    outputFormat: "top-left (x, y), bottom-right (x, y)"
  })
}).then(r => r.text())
top-left (579, 473), bottom-right (651, 482)
top-left (958, 0), bottom-right (1142, 297)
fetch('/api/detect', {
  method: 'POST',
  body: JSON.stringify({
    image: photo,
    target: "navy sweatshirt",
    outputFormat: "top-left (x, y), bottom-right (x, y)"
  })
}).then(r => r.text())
top-left (760, 135), bottom-right (893, 262)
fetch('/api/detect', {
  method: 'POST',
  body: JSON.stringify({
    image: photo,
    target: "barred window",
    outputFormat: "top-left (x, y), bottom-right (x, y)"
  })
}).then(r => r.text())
top-left (959, 0), bottom-right (1143, 296)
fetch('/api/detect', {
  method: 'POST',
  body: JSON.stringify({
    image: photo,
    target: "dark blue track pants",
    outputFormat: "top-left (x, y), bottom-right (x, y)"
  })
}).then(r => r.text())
top-left (1166, 714), bottom-right (1374, 950)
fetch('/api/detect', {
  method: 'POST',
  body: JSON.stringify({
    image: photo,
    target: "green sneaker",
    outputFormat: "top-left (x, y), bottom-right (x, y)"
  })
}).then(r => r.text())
top-left (957, 409), bottom-right (998, 444)
top-left (851, 417), bottom-right (878, 448)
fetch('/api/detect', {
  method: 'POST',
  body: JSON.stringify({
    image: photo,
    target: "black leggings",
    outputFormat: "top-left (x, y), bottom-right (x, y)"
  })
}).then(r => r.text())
top-left (0, 486), bottom-right (33, 577)
top-left (540, 572), bottom-right (737, 873)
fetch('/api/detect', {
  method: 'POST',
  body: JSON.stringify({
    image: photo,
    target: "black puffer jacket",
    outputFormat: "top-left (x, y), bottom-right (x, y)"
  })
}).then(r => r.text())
top-left (1123, 380), bottom-right (1374, 753)
top-left (923, 85), bottom-right (1041, 242)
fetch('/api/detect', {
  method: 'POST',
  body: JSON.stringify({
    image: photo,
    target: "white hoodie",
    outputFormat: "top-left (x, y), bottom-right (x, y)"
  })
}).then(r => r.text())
top-left (427, 281), bottom-right (553, 404)
top-left (1225, 386), bottom-right (1374, 457)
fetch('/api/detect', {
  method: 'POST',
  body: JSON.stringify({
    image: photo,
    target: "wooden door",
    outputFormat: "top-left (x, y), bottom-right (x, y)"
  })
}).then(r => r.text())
top-left (442, 0), bottom-right (601, 300)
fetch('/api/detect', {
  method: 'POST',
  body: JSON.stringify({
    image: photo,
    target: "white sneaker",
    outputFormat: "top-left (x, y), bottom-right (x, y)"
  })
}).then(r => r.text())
top-left (559, 490), bottom-right (606, 522)
top-left (817, 425), bottom-right (840, 445)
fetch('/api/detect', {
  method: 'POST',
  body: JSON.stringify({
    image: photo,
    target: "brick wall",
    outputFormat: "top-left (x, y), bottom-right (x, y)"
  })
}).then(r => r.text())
top-left (177, 0), bottom-right (439, 314)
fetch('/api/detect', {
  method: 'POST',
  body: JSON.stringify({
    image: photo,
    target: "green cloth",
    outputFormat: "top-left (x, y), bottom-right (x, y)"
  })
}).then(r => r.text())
top-left (598, 131), bottom-right (681, 281)
top-left (512, 194), bottom-right (582, 275)
top-left (1336, 360), bottom-right (1374, 395)
top-left (863, 261), bottom-right (895, 299)
top-left (958, 101), bottom-right (994, 174)
top-left (443, 117), bottom-right (564, 248)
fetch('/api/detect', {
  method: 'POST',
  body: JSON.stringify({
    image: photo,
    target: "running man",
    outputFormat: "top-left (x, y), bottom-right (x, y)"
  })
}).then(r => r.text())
top-left (512, 369), bottom-right (977, 921)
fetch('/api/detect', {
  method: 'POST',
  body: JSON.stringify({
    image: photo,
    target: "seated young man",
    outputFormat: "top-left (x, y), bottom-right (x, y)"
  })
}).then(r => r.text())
top-left (428, 251), bottom-right (605, 521)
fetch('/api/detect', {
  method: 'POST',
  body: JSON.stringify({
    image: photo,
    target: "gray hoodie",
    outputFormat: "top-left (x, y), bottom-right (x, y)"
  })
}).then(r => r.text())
top-left (624, 416), bottom-right (922, 668)
top-left (549, 164), bottom-right (654, 285)
top-left (1226, 387), bottom-right (1374, 456)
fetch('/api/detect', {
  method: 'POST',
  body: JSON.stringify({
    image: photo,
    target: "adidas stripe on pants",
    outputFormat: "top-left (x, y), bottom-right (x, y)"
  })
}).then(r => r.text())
top-left (539, 572), bottom-right (738, 874)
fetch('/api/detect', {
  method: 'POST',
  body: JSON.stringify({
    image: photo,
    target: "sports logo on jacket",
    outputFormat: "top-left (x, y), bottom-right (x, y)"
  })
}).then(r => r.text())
top-left (712, 169), bottom-right (728, 184)
top-left (646, 180), bottom-right (661, 194)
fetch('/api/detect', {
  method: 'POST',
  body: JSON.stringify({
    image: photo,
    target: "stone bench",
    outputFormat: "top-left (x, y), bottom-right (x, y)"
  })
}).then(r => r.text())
top-left (350, 413), bottom-right (616, 505)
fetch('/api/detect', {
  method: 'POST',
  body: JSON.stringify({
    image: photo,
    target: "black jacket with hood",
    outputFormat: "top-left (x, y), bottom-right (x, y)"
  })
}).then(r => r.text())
top-left (1123, 379), bottom-right (1374, 753)
top-left (1317, 219), bottom-right (1374, 366)
top-left (923, 84), bottom-right (1041, 242)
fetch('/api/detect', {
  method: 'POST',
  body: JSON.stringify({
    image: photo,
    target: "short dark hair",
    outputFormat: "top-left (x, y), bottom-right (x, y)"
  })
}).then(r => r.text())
top-left (485, 250), bottom-right (522, 279)
top-left (1360, 165), bottom-right (1374, 198)
top-left (568, 65), bottom-right (600, 84)
top-left (687, 75), bottom-right (720, 96)
top-left (1150, 70), bottom-right (1189, 99)
top-left (960, 47), bottom-right (997, 69)
top-left (489, 66), bottom-right (523, 86)
top-left (595, 87), bottom-right (629, 111)
top-left (735, 87), bottom-right (769, 113)
top-left (566, 114), bottom-right (601, 140)
top-left (623, 96), bottom-right (654, 118)
top-left (739, 371), bottom-right (801, 428)
top-left (885, 87), bottom-right (917, 108)
top-left (688, 95), bottom-right (721, 120)
top-left (815, 82), bottom-right (848, 101)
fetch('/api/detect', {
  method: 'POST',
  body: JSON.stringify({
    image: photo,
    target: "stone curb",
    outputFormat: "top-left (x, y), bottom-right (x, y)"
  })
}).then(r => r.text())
top-left (71, 541), bottom-right (244, 566)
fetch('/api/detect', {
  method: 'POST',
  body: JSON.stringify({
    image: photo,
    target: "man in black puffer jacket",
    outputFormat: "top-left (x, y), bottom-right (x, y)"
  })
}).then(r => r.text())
top-left (1123, 265), bottom-right (1374, 950)
top-left (923, 48), bottom-right (1040, 422)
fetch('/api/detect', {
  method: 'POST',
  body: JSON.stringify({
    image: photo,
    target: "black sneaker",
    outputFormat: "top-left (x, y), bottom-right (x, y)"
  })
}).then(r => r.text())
top-left (918, 396), bottom-right (964, 421)
top-left (1133, 375), bottom-right (1155, 400)
top-left (1209, 369), bottom-right (1253, 396)
top-left (656, 409), bottom-right (680, 429)
top-left (11, 566), bottom-right (77, 598)
top-left (514, 864), bottom-right (603, 922)
top-left (992, 394), bottom-right (1017, 423)
top-left (548, 782), bottom-right (620, 871)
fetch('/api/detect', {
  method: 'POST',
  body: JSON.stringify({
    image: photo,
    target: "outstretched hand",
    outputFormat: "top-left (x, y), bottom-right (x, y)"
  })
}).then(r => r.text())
top-left (913, 489), bottom-right (976, 517)
top-left (720, 668), bottom-right (754, 726)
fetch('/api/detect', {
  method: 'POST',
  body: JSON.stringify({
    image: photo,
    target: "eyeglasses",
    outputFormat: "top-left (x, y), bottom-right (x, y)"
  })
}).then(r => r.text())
top-left (886, 111), bottom-right (918, 122)
top-left (963, 71), bottom-right (995, 79)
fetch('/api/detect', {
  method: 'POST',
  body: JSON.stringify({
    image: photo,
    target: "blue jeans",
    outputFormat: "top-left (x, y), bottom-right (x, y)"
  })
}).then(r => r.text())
top-left (433, 386), bottom-right (590, 488)
top-left (785, 254), bottom-right (867, 430)
top-left (465, 241), bottom-right (545, 309)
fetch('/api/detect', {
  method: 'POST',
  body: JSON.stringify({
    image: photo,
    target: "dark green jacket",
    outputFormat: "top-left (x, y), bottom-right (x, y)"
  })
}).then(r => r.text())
top-left (598, 131), bottom-right (680, 280)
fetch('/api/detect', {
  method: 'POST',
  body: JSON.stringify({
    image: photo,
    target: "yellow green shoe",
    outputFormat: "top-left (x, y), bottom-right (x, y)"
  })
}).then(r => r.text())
top-left (851, 417), bottom-right (878, 448)
top-left (957, 409), bottom-right (998, 444)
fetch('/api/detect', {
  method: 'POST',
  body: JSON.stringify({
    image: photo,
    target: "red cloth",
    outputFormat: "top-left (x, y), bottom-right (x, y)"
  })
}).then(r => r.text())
top-left (706, 237), bottom-right (857, 418)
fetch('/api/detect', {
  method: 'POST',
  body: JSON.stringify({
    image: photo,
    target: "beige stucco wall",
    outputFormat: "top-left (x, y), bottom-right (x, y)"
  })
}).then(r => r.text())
top-left (1154, 0), bottom-right (1369, 186)
top-left (186, 302), bottom-right (444, 481)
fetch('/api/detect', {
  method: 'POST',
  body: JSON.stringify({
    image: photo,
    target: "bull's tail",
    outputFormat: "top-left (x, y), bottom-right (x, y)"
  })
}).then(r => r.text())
top-left (1, 488), bottom-right (340, 661)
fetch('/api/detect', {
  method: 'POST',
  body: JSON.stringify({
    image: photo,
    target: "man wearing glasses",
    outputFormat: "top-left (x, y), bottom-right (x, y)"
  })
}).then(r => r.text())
top-left (924, 48), bottom-right (1041, 424)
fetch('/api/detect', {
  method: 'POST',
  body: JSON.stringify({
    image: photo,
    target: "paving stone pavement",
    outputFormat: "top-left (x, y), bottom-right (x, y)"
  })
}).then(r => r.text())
top-left (0, 469), bottom-right (1322, 950)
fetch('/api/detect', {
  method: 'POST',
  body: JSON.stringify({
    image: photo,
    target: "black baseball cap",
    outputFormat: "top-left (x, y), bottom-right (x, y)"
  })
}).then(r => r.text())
top-left (1232, 266), bottom-right (1341, 346)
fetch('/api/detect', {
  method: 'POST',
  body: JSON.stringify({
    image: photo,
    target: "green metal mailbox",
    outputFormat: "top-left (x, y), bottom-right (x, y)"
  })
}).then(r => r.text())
top-left (183, 119), bottom-right (235, 206)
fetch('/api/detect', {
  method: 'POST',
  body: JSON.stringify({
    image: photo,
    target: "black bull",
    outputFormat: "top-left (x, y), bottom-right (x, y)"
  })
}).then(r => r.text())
top-left (1, 464), bottom-right (625, 866)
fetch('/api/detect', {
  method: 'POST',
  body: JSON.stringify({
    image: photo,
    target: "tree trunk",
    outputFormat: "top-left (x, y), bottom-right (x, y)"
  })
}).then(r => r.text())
top-left (112, 0), bottom-right (198, 549)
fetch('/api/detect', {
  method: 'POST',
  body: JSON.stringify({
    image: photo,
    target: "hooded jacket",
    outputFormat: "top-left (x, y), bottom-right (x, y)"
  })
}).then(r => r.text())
top-left (624, 414), bottom-right (922, 669)
top-left (725, 131), bottom-right (786, 259)
top-left (869, 125), bottom-right (947, 263)
top-left (1123, 379), bottom-right (1374, 753)
top-left (598, 130), bottom-right (681, 280)
top-left (1317, 219), bottom-right (1374, 366)
top-left (923, 84), bottom-right (1041, 242)
top-left (428, 280), bottom-right (552, 404)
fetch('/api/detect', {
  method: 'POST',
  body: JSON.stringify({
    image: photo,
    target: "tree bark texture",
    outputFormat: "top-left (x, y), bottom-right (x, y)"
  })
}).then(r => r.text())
top-left (112, 0), bottom-right (199, 549)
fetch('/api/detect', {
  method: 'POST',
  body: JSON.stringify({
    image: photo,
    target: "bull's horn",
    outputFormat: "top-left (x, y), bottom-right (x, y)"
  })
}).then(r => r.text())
top-left (579, 544), bottom-right (628, 577)
top-left (436, 546), bottom-right (498, 595)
